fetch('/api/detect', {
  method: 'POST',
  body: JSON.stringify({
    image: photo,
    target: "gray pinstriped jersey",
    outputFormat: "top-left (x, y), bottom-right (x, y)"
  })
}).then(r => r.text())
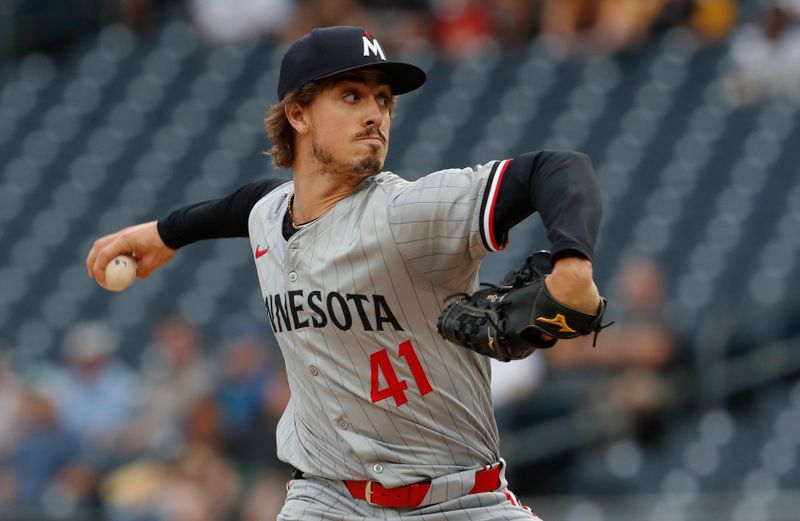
top-left (248, 160), bottom-right (512, 488)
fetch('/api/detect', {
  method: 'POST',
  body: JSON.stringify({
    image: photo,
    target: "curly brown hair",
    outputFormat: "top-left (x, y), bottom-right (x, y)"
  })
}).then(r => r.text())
top-left (264, 80), bottom-right (330, 169)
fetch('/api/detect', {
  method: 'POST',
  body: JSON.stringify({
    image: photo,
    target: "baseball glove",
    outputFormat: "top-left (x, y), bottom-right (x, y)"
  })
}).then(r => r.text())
top-left (436, 251), bottom-right (609, 362)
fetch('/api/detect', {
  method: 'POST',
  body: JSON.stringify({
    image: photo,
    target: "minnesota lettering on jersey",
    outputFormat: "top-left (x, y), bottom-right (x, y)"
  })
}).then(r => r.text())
top-left (265, 291), bottom-right (404, 333)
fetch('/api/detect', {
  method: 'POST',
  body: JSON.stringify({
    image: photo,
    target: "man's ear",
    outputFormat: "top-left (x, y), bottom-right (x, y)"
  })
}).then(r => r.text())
top-left (285, 102), bottom-right (310, 135)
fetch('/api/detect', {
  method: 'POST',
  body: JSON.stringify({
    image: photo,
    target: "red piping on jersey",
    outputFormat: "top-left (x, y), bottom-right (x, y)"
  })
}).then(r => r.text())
top-left (503, 490), bottom-right (518, 506)
top-left (487, 159), bottom-right (511, 251)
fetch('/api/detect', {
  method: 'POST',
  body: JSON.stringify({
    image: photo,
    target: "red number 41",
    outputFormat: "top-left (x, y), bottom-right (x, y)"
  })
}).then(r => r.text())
top-left (370, 339), bottom-right (433, 406)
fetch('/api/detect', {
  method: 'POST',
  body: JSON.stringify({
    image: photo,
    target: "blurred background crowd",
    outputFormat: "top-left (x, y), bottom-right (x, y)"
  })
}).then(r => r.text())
top-left (7, 0), bottom-right (800, 105)
top-left (1, 315), bottom-right (290, 521)
top-left (2, 1), bottom-right (800, 521)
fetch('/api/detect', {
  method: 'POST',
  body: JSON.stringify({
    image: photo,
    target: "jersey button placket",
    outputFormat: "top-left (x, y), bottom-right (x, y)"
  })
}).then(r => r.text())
top-left (286, 238), bottom-right (299, 282)
top-left (336, 419), bottom-right (349, 430)
top-left (309, 365), bottom-right (319, 376)
top-left (373, 463), bottom-right (384, 474)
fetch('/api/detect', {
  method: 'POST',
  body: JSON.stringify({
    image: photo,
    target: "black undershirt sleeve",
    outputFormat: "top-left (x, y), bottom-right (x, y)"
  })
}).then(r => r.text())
top-left (492, 150), bottom-right (602, 261)
top-left (157, 178), bottom-right (286, 249)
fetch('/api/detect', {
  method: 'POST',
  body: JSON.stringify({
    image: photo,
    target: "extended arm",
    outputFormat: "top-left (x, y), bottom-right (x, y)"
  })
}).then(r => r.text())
top-left (87, 178), bottom-right (283, 287)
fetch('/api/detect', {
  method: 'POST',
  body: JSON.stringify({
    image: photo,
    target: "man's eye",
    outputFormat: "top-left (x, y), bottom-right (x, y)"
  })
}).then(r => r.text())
top-left (378, 96), bottom-right (389, 106)
top-left (343, 92), bottom-right (357, 102)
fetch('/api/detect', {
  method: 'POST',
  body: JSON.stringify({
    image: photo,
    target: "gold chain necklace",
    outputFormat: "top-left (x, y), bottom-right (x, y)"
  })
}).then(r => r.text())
top-left (287, 193), bottom-right (320, 230)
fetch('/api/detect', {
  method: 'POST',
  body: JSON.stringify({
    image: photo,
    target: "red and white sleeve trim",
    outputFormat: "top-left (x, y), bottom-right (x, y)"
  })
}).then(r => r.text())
top-left (479, 159), bottom-right (512, 252)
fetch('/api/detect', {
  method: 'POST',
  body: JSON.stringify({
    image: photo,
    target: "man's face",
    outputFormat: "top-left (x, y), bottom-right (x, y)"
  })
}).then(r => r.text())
top-left (303, 71), bottom-right (393, 179)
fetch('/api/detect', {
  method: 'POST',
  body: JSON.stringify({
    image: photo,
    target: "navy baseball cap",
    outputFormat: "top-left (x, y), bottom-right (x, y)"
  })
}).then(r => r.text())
top-left (277, 26), bottom-right (427, 101)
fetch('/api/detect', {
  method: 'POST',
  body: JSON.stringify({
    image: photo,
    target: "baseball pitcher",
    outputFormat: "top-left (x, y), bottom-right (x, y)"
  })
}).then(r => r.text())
top-left (87, 26), bottom-right (606, 520)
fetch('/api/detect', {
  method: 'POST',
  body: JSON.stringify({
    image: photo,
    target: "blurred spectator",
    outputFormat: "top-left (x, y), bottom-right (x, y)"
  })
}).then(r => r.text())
top-left (234, 367), bottom-right (291, 521)
top-left (541, 0), bottom-right (735, 57)
top-left (45, 322), bottom-right (143, 466)
top-left (490, 0), bottom-right (542, 49)
top-left (213, 315), bottom-right (278, 464)
top-left (280, 0), bottom-right (369, 45)
top-left (726, 2), bottom-right (800, 105)
top-left (650, 0), bottom-right (696, 34)
top-left (218, 0), bottom-right (437, 56)
top-left (137, 315), bottom-right (214, 452)
top-left (692, 0), bottom-right (737, 41)
top-left (186, 0), bottom-right (295, 44)
top-left (541, 0), bottom-right (661, 56)
top-left (0, 348), bottom-right (24, 460)
top-left (359, 0), bottom-right (434, 56)
top-left (229, 365), bottom-right (290, 468)
top-left (431, 0), bottom-right (498, 59)
top-left (103, 370), bottom-right (240, 521)
top-left (117, 0), bottom-right (168, 33)
top-left (541, 256), bottom-right (677, 440)
top-left (103, 445), bottom-right (240, 521)
top-left (205, 315), bottom-right (290, 521)
top-left (167, 396), bottom-right (241, 521)
top-left (0, 388), bottom-right (85, 512)
top-left (240, 471), bottom-right (288, 521)
top-left (11, 0), bottom-right (106, 56)
top-left (652, 0), bottom-right (737, 43)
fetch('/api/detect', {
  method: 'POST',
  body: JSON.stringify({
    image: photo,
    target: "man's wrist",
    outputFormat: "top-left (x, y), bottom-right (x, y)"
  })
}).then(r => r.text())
top-left (552, 256), bottom-right (593, 281)
top-left (546, 257), bottom-right (599, 314)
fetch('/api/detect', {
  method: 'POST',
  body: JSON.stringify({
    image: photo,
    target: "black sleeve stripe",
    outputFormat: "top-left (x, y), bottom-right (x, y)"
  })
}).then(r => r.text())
top-left (478, 159), bottom-right (512, 252)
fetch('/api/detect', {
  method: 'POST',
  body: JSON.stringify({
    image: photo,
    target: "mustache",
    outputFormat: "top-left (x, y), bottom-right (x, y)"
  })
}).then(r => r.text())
top-left (354, 128), bottom-right (387, 143)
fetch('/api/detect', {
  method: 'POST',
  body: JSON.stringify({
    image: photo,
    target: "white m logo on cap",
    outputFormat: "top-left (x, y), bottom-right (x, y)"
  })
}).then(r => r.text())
top-left (362, 36), bottom-right (386, 61)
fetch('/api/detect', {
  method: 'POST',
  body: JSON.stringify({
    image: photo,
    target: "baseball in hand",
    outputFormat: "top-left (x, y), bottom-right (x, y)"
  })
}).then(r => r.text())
top-left (103, 255), bottom-right (138, 292)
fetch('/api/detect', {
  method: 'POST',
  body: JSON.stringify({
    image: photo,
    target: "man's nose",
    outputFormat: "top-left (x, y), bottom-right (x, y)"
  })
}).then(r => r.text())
top-left (363, 97), bottom-right (385, 127)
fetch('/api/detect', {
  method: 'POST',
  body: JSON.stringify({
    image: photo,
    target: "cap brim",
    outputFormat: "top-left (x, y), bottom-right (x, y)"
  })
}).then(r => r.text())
top-left (312, 61), bottom-right (426, 96)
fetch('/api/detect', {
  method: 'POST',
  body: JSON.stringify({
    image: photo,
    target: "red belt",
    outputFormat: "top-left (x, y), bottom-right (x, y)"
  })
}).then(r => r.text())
top-left (344, 464), bottom-right (502, 508)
